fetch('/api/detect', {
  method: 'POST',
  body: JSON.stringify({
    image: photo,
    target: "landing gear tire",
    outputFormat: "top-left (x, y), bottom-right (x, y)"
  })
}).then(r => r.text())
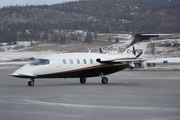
top-left (102, 77), bottom-right (108, 84)
top-left (80, 77), bottom-right (86, 84)
top-left (28, 81), bottom-right (34, 86)
top-left (28, 78), bottom-right (35, 86)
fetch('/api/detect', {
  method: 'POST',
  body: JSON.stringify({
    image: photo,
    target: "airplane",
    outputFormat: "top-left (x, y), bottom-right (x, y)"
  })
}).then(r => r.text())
top-left (11, 33), bottom-right (171, 86)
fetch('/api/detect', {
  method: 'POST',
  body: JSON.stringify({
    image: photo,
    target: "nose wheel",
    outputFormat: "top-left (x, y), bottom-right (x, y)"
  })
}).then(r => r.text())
top-left (28, 78), bottom-right (35, 86)
top-left (80, 77), bottom-right (86, 84)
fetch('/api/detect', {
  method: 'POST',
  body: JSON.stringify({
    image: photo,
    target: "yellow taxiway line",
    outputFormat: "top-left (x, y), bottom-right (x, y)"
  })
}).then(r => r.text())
top-left (122, 77), bottom-right (180, 80)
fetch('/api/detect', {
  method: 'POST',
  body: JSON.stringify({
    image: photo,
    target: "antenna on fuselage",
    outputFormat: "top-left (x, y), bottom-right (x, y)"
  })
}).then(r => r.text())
top-left (99, 47), bottom-right (103, 54)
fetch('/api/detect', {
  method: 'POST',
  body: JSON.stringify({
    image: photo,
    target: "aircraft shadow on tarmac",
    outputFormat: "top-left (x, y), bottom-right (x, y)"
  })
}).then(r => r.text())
top-left (8, 76), bottom-right (142, 87)
top-left (9, 81), bottom-right (142, 87)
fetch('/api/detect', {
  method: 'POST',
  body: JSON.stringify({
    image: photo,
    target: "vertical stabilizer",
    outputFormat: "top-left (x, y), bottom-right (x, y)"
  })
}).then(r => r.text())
top-left (123, 33), bottom-right (159, 58)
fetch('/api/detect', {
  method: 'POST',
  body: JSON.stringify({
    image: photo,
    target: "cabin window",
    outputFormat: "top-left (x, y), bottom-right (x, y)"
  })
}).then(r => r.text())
top-left (30, 59), bottom-right (50, 66)
top-left (77, 59), bottom-right (80, 64)
top-left (70, 59), bottom-right (73, 64)
top-left (62, 59), bottom-right (66, 64)
top-left (90, 59), bottom-right (93, 64)
top-left (83, 59), bottom-right (86, 64)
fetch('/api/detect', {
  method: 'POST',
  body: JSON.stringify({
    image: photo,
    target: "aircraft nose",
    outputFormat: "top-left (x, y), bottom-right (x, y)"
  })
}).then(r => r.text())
top-left (11, 64), bottom-right (36, 77)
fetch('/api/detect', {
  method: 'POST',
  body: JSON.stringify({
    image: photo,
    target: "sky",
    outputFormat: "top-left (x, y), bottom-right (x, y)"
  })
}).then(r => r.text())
top-left (0, 0), bottom-right (76, 8)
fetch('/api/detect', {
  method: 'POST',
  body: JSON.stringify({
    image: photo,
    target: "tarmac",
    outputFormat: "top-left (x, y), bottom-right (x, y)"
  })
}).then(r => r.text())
top-left (0, 66), bottom-right (180, 120)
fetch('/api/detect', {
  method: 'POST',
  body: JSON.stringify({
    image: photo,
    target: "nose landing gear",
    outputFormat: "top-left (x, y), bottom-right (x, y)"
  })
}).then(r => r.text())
top-left (80, 77), bottom-right (86, 84)
top-left (28, 78), bottom-right (35, 86)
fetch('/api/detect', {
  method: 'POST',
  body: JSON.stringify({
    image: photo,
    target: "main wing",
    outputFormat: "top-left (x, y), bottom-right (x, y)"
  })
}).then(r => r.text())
top-left (96, 54), bottom-right (136, 63)
top-left (96, 55), bottom-right (150, 68)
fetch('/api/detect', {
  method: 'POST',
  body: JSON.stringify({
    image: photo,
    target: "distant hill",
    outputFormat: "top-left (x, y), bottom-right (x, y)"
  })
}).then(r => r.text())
top-left (0, 0), bottom-right (180, 44)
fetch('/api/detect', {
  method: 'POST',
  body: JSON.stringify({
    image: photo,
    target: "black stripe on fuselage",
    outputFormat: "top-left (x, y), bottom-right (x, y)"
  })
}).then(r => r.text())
top-left (13, 64), bottom-right (129, 79)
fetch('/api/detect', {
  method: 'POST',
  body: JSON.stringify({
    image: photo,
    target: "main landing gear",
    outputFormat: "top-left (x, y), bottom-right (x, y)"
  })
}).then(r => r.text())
top-left (28, 78), bottom-right (35, 86)
top-left (101, 77), bottom-right (108, 84)
top-left (100, 72), bottom-right (108, 84)
top-left (79, 73), bottom-right (108, 84)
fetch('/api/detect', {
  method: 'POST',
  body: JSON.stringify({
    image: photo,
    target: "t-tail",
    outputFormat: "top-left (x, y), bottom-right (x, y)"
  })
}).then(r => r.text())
top-left (123, 33), bottom-right (162, 58)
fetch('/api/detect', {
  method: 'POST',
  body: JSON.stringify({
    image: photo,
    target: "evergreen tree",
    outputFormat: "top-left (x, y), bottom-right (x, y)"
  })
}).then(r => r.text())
top-left (60, 34), bottom-right (66, 44)
top-left (94, 31), bottom-right (98, 41)
top-left (43, 30), bottom-right (48, 41)
top-left (108, 36), bottom-right (111, 43)
top-left (85, 31), bottom-right (92, 43)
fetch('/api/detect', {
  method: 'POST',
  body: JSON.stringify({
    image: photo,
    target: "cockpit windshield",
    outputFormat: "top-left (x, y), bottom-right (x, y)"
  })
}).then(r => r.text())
top-left (30, 59), bottom-right (50, 66)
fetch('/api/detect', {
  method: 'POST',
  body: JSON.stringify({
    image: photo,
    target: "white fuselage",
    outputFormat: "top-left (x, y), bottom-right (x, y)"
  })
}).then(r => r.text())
top-left (11, 53), bottom-right (130, 78)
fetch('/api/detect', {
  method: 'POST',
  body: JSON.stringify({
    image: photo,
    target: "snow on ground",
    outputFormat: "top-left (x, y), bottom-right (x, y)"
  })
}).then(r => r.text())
top-left (101, 40), bottom-right (131, 54)
top-left (0, 61), bottom-right (29, 66)
top-left (0, 41), bottom-right (36, 52)
top-left (0, 51), bottom-right (58, 62)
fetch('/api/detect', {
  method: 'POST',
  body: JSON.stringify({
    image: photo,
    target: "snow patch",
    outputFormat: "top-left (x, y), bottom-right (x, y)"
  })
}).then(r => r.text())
top-left (0, 51), bottom-right (58, 62)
